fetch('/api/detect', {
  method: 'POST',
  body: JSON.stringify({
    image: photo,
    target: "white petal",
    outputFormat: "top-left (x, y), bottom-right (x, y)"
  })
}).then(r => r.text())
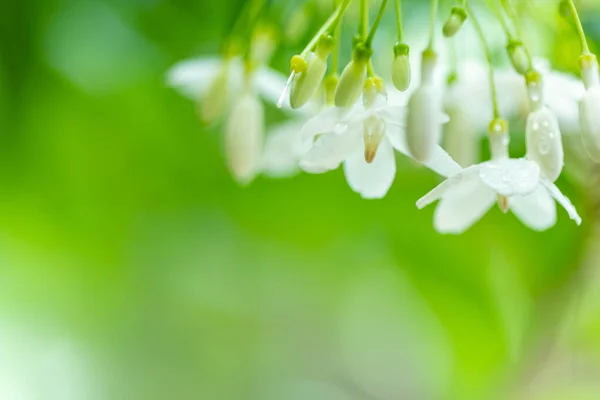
top-left (540, 180), bottom-right (582, 225)
top-left (167, 57), bottom-right (241, 100)
top-left (253, 67), bottom-right (291, 106)
top-left (386, 125), bottom-right (462, 177)
top-left (260, 120), bottom-right (304, 178)
top-left (297, 107), bottom-right (350, 154)
top-left (416, 165), bottom-right (480, 209)
top-left (343, 138), bottom-right (396, 199)
top-left (479, 158), bottom-right (540, 196)
top-left (434, 177), bottom-right (496, 234)
top-left (509, 185), bottom-right (557, 231)
top-left (300, 129), bottom-right (361, 174)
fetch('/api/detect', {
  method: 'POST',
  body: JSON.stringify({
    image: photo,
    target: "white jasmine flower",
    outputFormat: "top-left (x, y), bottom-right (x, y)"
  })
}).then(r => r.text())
top-left (578, 54), bottom-right (600, 161)
top-left (525, 73), bottom-right (564, 182)
top-left (167, 56), bottom-right (289, 122)
top-left (418, 121), bottom-right (581, 234)
top-left (406, 51), bottom-right (443, 163)
top-left (259, 119), bottom-right (307, 178)
top-left (225, 91), bottom-right (264, 184)
top-left (299, 82), bottom-right (461, 199)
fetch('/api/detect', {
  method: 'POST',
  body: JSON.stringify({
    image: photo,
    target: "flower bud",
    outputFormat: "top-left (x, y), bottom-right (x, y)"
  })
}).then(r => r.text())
top-left (363, 116), bottom-right (386, 163)
top-left (559, 0), bottom-right (571, 18)
top-left (579, 53), bottom-right (600, 90)
top-left (391, 43), bottom-right (411, 92)
top-left (406, 52), bottom-right (441, 162)
top-left (525, 70), bottom-right (544, 110)
top-left (290, 36), bottom-right (333, 109)
top-left (200, 63), bottom-right (230, 124)
top-left (526, 107), bottom-right (564, 182)
top-left (507, 40), bottom-right (530, 75)
top-left (444, 107), bottom-right (478, 167)
top-left (334, 48), bottom-right (369, 108)
top-left (442, 7), bottom-right (467, 38)
top-left (488, 119), bottom-right (510, 160)
top-left (579, 87), bottom-right (600, 162)
top-left (225, 92), bottom-right (264, 184)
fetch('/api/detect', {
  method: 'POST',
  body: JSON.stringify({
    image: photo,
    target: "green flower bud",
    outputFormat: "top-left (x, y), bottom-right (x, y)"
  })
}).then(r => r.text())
top-left (334, 47), bottom-right (370, 108)
top-left (442, 7), bottom-right (467, 38)
top-left (526, 106), bottom-right (564, 182)
top-left (507, 40), bottom-right (530, 75)
top-left (392, 43), bottom-right (411, 92)
top-left (290, 36), bottom-right (333, 109)
top-left (559, 0), bottom-right (571, 18)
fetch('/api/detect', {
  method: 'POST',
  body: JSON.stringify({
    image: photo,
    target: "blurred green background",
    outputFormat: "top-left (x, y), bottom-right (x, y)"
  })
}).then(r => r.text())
top-left (1, 0), bottom-right (600, 399)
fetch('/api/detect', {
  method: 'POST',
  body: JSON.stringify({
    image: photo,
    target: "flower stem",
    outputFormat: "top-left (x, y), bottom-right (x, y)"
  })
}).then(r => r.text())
top-left (359, 0), bottom-right (369, 40)
top-left (394, 0), bottom-right (403, 42)
top-left (467, 3), bottom-right (499, 119)
top-left (300, 0), bottom-right (353, 57)
top-left (566, 0), bottom-right (591, 54)
top-left (426, 0), bottom-right (439, 51)
top-left (365, 0), bottom-right (388, 48)
top-left (330, 0), bottom-right (342, 75)
top-left (484, 0), bottom-right (514, 41)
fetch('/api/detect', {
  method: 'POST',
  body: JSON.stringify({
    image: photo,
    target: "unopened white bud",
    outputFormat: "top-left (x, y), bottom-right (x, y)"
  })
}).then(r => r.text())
top-left (507, 40), bottom-right (530, 75)
top-left (406, 51), bottom-right (441, 162)
top-left (579, 53), bottom-right (600, 90)
top-left (442, 7), bottom-right (467, 38)
top-left (363, 116), bottom-right (386, 163)
top-left (444, 108), bottom-right (478, 167)
top-left (579, 87), bottom-right (600, 162)
top-left (290, 36), bottom-right (333, 109)
top-left (200, 64), bottom-right (230, 124)
top-left (526, 107), bottom-right (564, 182)
top-left (334, 47), bottom-right (370, 108)
top-left (225, 92), bottom-right (264, 184)
top-left (488, 119), bottom-right (510, 160)
top-left (391, 43), bottom-right (411, 92)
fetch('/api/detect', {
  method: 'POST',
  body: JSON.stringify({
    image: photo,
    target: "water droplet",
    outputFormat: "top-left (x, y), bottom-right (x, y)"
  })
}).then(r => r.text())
top-left (532, 121), bottom-right (540, 131)
top-left (334, 123), bottom-right (347, 134)
top-left (542, 120), bottom-right (550, 128)
top-left (538, 139), bottom-right (550, 155)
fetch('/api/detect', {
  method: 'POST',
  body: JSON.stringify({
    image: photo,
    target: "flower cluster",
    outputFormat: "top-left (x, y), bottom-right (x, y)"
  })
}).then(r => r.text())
top-left (167, 0), bottom-right (600, 234)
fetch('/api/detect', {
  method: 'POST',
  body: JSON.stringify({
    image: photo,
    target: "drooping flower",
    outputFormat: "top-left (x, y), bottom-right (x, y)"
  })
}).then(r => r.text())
top-left (298, 78), bottom-right (460, 199)
top-left (406, 50), bottom-right (443, 163)
top-left (417, 120), bottom-right (581, 234)
top-left (578, 53), bottom-right (600, 161)
top-left (524, 71), bottom-right (564, 182)
top-left (167, 51), bottom-right (291, 184)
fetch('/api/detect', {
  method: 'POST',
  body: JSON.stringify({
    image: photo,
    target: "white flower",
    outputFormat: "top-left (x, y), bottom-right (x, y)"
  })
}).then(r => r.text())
top-left (167, 56), bottom-right (289, 122)
top-left (259, 119), bottom-right (307, 178)
top-left (416, 157), bottom-right (581, 234)
top-left (578, 54), bottom-right (600, 161)
top-left (579, 86), bottom-right (600, 161)
top-left (406, 52), bottom-right (444, 163)
top-left (167, 56), bottom-right (293, 184)
top-left (225, 91), bottom-right (264, 184)
top-left (298, 89), bottom-right (461, 199)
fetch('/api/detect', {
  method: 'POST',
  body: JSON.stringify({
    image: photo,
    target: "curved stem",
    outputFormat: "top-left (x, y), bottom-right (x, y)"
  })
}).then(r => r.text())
top-left (467, 3), bottom-right (499, 118)
top-left (300, 0), bottom-right (352, 57)
top-left (330, 0), bottom-right (342, 75)
top-left (394, 0), bottom-right (403, 42)
top-left (484, 0), bottom-right (514, 41)
top-left (426, 0), bottom-right (439, 51)
top-left (566, 0), bottom-right (591, 54)
top-left (365, 0), bottom-right (388, 48)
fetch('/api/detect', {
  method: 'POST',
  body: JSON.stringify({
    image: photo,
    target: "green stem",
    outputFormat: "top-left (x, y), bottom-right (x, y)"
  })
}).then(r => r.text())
top-left (566, 0), bottom-right (591, 54)
top-left (501, 0), bottom-right (520, 36)
top-left (329, 0), bottom-right (354, 34)
top-left (367, 60), bottom-right (375, 77)
top-left (394, 0), bottom-right (403, 42)
top-left (359, 0), bottom-right (369, 40)
top-left (427, 0), bottom-right (439, 51)
top-left (330, 0), bottom-right (342, 75)
top-left (300, 0), bottom-right (351, 57)
top-left (485, 0), bottom-right (514, 41)
top-left (365, 0), bottom-right (388, 48)
top-left (467, 3), bottom-right (499, 118)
